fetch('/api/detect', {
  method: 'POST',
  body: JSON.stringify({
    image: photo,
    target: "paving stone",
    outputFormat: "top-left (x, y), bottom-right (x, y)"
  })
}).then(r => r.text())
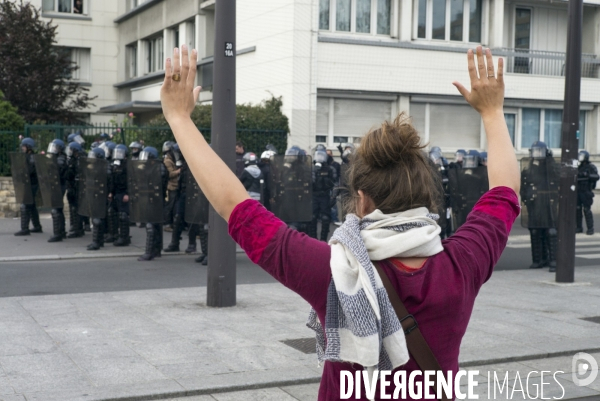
top-left (74, 356), bottom-right (168, 387)
top-left (212, 387), bottom-right (299, 401)
top-left (280, 383), bottom-right (320, 401)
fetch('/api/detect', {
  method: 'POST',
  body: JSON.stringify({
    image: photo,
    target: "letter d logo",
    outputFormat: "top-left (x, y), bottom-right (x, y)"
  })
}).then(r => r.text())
top-left (572, 352), bottom-right (598, 387)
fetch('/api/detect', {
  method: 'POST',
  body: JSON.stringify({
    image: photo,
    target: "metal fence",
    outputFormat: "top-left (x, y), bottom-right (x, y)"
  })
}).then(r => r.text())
top-left (493, 48), bottom-right (600, 78)
top-left (0, 124), bottom-right (288, 176)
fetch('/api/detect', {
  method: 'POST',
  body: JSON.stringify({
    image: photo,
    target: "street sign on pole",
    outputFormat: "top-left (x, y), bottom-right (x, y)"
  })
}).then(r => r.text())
top-left (207, 0), bottom-right (237, 306)
top-left (556, 0), bottom-right (583, 283)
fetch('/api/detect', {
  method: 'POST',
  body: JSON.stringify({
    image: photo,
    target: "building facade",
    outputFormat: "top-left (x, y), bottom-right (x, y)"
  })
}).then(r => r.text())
top-left (24, 0), bottom-right (600, 155)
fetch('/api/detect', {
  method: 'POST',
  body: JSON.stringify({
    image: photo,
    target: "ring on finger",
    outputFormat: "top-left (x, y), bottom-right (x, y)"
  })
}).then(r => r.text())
top-left (173, 73), bottom-right (181, 82)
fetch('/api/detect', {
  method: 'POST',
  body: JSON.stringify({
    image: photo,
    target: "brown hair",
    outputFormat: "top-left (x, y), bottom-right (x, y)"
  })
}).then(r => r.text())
top-left (346, 112), bottom-right (442, 215)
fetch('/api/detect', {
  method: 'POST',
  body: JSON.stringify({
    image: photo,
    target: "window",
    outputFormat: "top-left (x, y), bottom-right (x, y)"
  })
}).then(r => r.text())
top-left (520, 108), bottom-right (587, 149)
top-left (43, 0), bottom-right (86, 15)
top-left (319, 0), bottom-right (393, 36)
top-left (58, 47), bottom-right (91, 82)
top-left (415, 0), bottom-right (482, 42)
top-left (127, 0), bottom-right (139, 11)
top-left (505, 113), bottom-right (516, 146)
top-left (146, 36), bottom-right (164, 74)
top-left (317, 97), bottom-right (392, 145)
top-left (126, 44), bottom-right (138, 79)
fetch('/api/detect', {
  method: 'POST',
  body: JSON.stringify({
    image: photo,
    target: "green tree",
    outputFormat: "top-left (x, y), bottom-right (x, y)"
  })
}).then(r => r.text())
top-left (0, 90), bottom-right (25, 131)
top-left (0, 1), bottom-right (95, 123)
top-left (149, 96), bottom-right (290, 154)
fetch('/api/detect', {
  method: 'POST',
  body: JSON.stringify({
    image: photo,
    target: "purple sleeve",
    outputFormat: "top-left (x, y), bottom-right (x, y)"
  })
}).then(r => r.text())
top-left (445, 186), bottom-right (520, 288)
top-left (228, 200), bottom-right (331, 312)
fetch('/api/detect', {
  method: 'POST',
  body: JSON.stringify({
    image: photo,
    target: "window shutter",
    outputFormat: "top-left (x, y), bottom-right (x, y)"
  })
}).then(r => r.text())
top-left (428, 104), bottom-right (481, 148)
top-left (333, 99), bottom-right (391, 139)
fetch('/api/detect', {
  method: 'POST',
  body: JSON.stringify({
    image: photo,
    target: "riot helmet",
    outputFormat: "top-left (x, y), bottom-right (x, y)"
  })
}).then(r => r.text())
top-left (430, 146), bottom-right (442, 154)
top-left (88, 148), bottom-right (106, 159)
top-left (172, 143), bottom-right (184, 166)
top-left (91, 142), bottom-right (100, 149)
top-left (99, 141), bottom-right (116, 159)
top-left (265, 144), bottom-right (277, 153)
top-left (162, 141), bottom-right (175, 153)
top-left (455, 149), bottom-right (466, 163)
top-left (313, 150), bottom-right (328, 165)
top-left (99, 133), bottom-right (110, 142)
top-left (139, 147), bottom-right (158, 161)
top-left (463, 150), bottom-right (480, 168)
top-left (243, 152), bottom-right (258, 166)
top-left (314, 144), bottom-right (327, 152)
top-left (579, 150), bottom-right (590, 163)
top-left (47, 139), bottom-right (65, 155)
top-left (284, 147), bottom-right (305, 164)
top-left (20, 138), bottom-right (36, 153)
top-left (66, 142), bottom-right (83, 158)
top-left (479, 151), bottom-right (488, 166)
top-left (530, 141), bottom-right (549, 159)
top-left (68, 131), bottom-right (85, 145)
top-left (113, 144), bottom-right (128, 160)
top-left (261, 150), bottom-right (276, 161)
top-left (429, 150), bottom-right (443, 167)
top-left (342, 143), bottom-right (355, 160)
top-left (129, 141), bottom-right (142, 158)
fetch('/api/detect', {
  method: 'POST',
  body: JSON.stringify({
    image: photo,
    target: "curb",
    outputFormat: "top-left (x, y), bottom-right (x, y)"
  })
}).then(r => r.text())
top-left (66, 346), bottom-right (600, 401)
top-left (0, 248), bottom-right (245, 262)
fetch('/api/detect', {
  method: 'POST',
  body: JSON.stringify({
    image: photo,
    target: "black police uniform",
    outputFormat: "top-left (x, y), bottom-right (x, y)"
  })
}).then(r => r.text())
top-left (111, 158), bottom-right (131, 246)
top-left (577, 153), bottom-right (599, 235)
top-left (309, 163), bottom-right (336, 241)
top-left (48, 152), bottom-right (68, 242)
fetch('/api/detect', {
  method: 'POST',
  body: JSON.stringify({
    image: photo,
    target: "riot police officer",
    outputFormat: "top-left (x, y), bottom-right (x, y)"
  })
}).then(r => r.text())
top-left (520, 141), bottom-right (559, 272)
top-left (86, 148), bottom-right (112, 251)
top-left (429, 149), bottom-right (451, 238)
top-left (99, 142), bottom-right (118, 242)
top-left (129, 141), bottom-right (142, 160)
top-left (14, 138), bottom-right (43, 236)
top-left (45, 140), bottom-right (69, 242)
top-left (240, 152), bottom-right (263, 201)
top-left (309, 149), bottom-right (336, 241)
top-left (110, 144), bottom-right (131, 246)
top-left (137, 147), bottom-right (168, 261)
top-left (577, 150), bottom-right (599, 235)
top-left (65, 142), bottom-right (85, 238)
top-left (68, 131), bottom-right (85, 146)
top-left (259, 147), bottom-right (276, 211)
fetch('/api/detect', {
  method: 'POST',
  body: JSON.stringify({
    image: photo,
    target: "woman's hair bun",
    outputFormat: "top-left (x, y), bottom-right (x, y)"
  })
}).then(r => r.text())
top-left (358, 112), bottom-right (425, 169)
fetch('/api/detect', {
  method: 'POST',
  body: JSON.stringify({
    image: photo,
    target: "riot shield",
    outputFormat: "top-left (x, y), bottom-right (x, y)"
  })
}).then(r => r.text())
top-left (128, 159), bottom-right (164, 224)
top-left (448, 166), bottom-right (489, 229)
top-left (432, 165), bottom-right (449, 234)
top-left (269, 155), bottom-right (313, 223)
top-left (184, 172), bottom-right (209, 225)
top-left (520, 157), bottom-right (560, 229)
top-left (78, 158), bottom-right (109, 218)
top-left (34, 154), bottom-right (64, 209)
top-left (9, 152), bottom-right (33, 205)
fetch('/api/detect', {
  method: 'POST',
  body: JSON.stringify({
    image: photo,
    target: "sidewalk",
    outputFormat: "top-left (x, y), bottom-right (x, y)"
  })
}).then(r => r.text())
top-left (0, 265), bottom-right (599, 400)
top-left (0, 215), bottom-right (246, 262)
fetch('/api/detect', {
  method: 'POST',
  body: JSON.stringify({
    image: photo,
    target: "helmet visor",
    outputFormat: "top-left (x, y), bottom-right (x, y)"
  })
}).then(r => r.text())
top-left (579, 152), bottom-right (586, 162)
top-left (314, 151), bottom-right (328, 164)
top-left (139, 151), bottom-right (151, 161)
top-left (113, 148), bottom-right (127, 160)
top-left (463, 155), bottom-right (478, 168)
top-left (532, 147), bottom-right (546, 159)
top-left (455, 152), bottom-right (464, 162)
top-left (47, 143), bottom-right (61, 154)
top-left (72, 134), bottom-right (85, 145)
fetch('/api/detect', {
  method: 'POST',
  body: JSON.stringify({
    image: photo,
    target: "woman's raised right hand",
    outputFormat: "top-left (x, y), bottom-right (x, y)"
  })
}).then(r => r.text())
top-left (453, 46), bottom-right (504, 119)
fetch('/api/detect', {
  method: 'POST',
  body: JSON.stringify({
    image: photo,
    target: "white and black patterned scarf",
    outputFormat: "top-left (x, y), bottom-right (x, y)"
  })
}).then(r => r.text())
top-left (307, 207), bottom-right (443, 373)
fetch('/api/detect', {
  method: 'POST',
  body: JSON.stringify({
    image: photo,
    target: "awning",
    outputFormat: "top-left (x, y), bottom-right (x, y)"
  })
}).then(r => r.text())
top-left (97, 101), bottom-right (162, 114)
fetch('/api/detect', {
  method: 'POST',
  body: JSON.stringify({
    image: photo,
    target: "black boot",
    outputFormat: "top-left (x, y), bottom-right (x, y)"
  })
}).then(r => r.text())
top-left (138, 224), bottom-right (156, 261)
top-left (154, 225), bottom-right (163, 258)
top-left (529, 229), bottom-right (544, 269)
top-left (14, 204), bottom-right (31, 236)
top-left (67, 205), bottom-right (84, 238)
top-left (199, 228), bottom-right (208, 265)
top-left (87, 218), bottom-right (104, 251)
top-left (104, 208), bottom-right (117, 243)
top-left (83, 216), bottom-right (91, 232)
top-left (164, 215), bottom-right (183, 252)
top-left (114, 213), bottom-right (131, 246)
top-left (48, 209), bottom-right (64, 242)
top-left (547, 229), bottom-right (558, 273)
top-left (30, 205), bottom-right (42, 233)
top-left (186, 224), bottom-right (199, 253)
top-left (584, 208), bottom-right (594, 235)
top-left (320, 216), bottom-right (331, 242)
top-left (576, 206), bottom-right (584, 233)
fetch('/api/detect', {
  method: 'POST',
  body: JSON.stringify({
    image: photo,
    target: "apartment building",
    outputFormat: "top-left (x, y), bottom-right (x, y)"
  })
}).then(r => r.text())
top-left (26, 0), bottom-right (600, 154)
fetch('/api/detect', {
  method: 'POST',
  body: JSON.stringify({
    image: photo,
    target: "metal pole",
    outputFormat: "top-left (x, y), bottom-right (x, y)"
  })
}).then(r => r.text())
top-left (207, 0), bottom-right (236, 306)
top-left (556, 0), bottom-right (583, 283)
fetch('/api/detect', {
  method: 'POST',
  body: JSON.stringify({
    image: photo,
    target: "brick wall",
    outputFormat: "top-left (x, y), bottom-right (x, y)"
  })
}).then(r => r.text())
top-left (0, 177), bottom-right (19, 218)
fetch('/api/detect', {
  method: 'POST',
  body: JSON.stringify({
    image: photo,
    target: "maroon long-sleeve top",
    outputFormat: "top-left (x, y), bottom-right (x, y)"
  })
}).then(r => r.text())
top-left (228, 186), bottom-right (520, 401)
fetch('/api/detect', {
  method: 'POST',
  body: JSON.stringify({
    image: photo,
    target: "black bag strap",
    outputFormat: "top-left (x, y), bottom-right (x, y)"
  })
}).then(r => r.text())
top-left (374, 262), bottom-right (451, 401)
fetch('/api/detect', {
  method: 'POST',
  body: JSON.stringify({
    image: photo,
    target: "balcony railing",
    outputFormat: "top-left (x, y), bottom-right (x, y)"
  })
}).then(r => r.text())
top-left (492, 48), bottom-right (600, 78)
